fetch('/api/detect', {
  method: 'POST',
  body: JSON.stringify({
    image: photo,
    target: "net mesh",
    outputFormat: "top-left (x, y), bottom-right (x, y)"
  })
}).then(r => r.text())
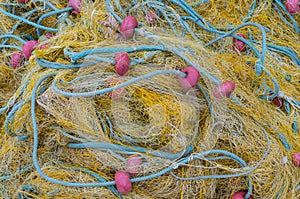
top-left (0, 0), bottom-right (299, 198)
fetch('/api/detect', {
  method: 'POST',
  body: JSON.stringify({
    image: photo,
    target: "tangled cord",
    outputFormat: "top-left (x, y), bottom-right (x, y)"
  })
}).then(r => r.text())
top-left (0, 0), bottom-right (299, 198)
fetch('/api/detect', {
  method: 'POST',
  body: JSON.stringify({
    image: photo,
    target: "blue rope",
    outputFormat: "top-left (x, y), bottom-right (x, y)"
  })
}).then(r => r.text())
top-left (292, 120), bottom-right (298, 133)
top-left (106, 0), bottom-right (123, 22)
top-left (274, 3), bottom-right (294, 28)
top-left (243, 0), bottom-right (257, 23)
top-left (67, 142), bottom-right (184, 159)
top-left (0, 79), bottom-right (30, 115)
top-left (170, 0), bottom-right (216, 30)
top-left (181, 19), bottom-right (202, 43)
top-left (64, 45), bottom-right (165, 62)
top-left (36, 58), bottom-right (96, 69)
top-left (250, 38), bottom-right (300, 66)
top-left (149, 6), bottom-right (179, 36)
top-left (285, 101), bottom-right (291, 114)
top-left (278, 133), bottom-right (292, 151)
top-left (104, 114), bottom-right (124, 142)
top-left (84, 51), bottom-right (159, 66)
top-left (273, 0), bottom-right (300, 34)
top-left (57, 162), bottom-right (122, 197)
top-left (181, 16), bottom-right (262, 57)
top-left (1, 9), bottom-right (37, 46)
top-left (24, 34), bottom-right (35, 41)
top-left (58, 130), bottom-right (85, 142)
top-left (0, 34), bottom-right (26, 44)
top-left (52, 70), bottom-right (186, 97)
top-left (85, 56), bottom-right (115, 64)
top-left (0, 45), bottom-right (22, 51)
top-left (4, 100), bottom-right (27, 136)
top-left (196, 83), bottom-right (215, 122)
top-left (204, 22), bottom-right (266, 64)
top-left (36, 7), bottom-right (73, 37)
top-left (0, 8), bottom-right (59, 32)
top-left (56, 12), bottom-right (70, 24)
top-left (267, 44), bottom-right (300, 66)
top-left (130, 51), bottom-right (159, 66)
top-left (138, 36), bottom-right (220, 84)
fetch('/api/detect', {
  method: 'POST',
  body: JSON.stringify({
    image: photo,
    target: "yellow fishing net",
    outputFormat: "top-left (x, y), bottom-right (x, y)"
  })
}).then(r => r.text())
top-left (0, 0), bottom-right (299, 198)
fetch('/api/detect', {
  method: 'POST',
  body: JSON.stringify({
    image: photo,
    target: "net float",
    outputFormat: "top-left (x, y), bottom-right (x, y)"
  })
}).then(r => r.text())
top-left (285, 0), bottom-right (300, 14)
top-left (22, 40), bottom-right (38, 60)
top-left (292, 153), bottom-right (300, 167)
top-left (233, 34), bottom-right (247, 53)
top-left (146, 11), bottom-right (156, 25)
top-left (178, 66), bottom-right (200, 89)
top-left (115, 52), bottom-right (130, 76)
top-left (40, 44), bottom-right (50, 50)
top-left (10, 52), bottom-right (23, 69)
top-left (115, 170), bottom-right (132, 195)
top-left (44, 33), bottom-right (53, 39)
top-left (106, 77), bottom-right (125, 100)
top-left (232, 191), bottom-right (253, 199)
top-left (272, 97), bottom-right (284, 108)
top-left (126, 155), bottom-right (142, 176)
top-left (39, 33), bottom-right (53, 49)
top-left (68, 0), bottom-right (82, 15)
top-left (17, 0), bottom-right (30, 3)
top-left (213, 81), bottom-right (236, 99)
top-left (120, 16), bottom-right (138, 40)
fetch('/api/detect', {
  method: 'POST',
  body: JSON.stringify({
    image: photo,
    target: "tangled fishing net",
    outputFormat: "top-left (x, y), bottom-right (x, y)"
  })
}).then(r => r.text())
top-left (0, 0), bottom-right (300, 198)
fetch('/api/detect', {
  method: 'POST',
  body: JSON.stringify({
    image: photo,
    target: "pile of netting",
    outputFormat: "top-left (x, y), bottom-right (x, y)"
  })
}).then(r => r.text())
top-left (0, 0), bottom-right (299, 198)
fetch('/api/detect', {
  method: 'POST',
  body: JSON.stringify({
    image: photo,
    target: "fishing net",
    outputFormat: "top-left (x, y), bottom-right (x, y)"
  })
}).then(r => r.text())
top-left (0, 0), bottom-right (299, 198)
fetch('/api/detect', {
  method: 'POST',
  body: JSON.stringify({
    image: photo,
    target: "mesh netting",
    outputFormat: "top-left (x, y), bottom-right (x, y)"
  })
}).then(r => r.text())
top-left (0, 0), bottom-right (299, 198)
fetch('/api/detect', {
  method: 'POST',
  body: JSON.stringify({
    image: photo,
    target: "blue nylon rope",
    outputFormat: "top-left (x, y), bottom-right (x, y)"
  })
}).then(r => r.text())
top-left (0, 8), bottom-right (60, 32)
top-left (36, 7), bottom-right (73, 37)
top-left (0, 34), bottom-right (26, 44)
top-left (52, 70), bottom-right (186, 97)
top-left (1, 9), bottom-right (37, 46)
top-left (0, 45), bottom-right (22, 51)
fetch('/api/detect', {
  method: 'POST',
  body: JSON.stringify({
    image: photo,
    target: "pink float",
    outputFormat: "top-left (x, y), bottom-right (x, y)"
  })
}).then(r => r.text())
top-left (146, 11), bottom-right (156, 25)
top-left (115, 170), bottom-right (132, 195)
top-left (272, 97), bottom-right (284, 108)
top-left (22, 40), bottom-right (38, 60)
top-left (233, 33), bottom-right (247, 53)
top-left (115, 52), bottom-right (130, 76)
top-left (285, 0), bottom-right (300, 14)
top-left (68, 0), bottom-right (82, 15)
top-left (10, 52), bottom-right (23, 69)
top-left (106, 77), bottom-right (125, 100)
top-left (213, 81), bottom-right (236, 99)
top-left (17, 0), bottom-right (30, 3)
top-left (292, 153), bottom-right (300, 167)
top-left (126, 155), bottom-right (142, 176)
top-left (178, 66), bottom-right (200, 89)
top-left (232, 191), bottom-right (253, 199)
top-left (120, 16), bottom-right (138, 40)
